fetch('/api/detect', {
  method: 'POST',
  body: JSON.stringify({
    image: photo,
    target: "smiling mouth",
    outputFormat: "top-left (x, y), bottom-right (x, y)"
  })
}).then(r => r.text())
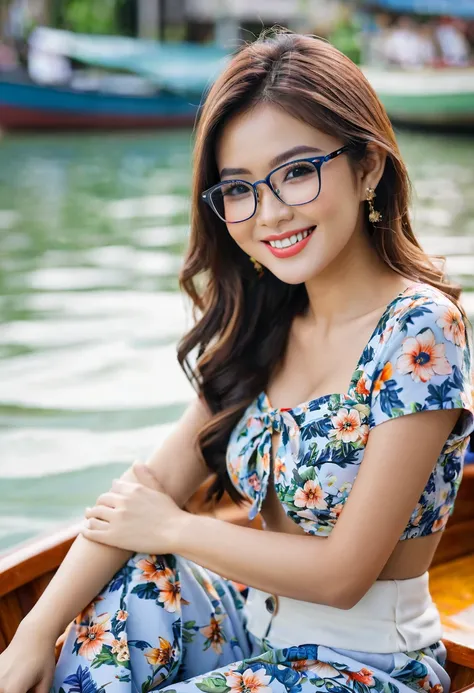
top-left (266, 226), bottom-right (316, 249)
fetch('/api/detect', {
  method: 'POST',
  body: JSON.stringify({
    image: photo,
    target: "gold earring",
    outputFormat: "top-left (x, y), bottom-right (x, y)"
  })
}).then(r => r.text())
top-left (366, 187), bottom-right (382, 223)
top-left (250, 256), bottom-right (264, 278)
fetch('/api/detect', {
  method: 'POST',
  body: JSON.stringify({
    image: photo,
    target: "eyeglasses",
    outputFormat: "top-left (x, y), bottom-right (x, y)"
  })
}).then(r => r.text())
top-left (201, 145), bottom-right (349, 224)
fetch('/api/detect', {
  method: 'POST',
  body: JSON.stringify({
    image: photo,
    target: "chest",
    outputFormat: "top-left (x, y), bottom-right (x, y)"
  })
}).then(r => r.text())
top-left (266, 312), bottom-right (381, 412)
top-left (228, 392), bottom-right (370, 530)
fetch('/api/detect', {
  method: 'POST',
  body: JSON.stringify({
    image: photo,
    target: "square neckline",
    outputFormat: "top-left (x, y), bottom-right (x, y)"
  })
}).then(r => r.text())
top-left (261, 281), bottom-right (421, 413)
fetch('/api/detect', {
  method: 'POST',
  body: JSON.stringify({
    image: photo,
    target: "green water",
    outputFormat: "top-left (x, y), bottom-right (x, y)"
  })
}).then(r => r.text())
top-left (0, 129), bottom-right (473, 553)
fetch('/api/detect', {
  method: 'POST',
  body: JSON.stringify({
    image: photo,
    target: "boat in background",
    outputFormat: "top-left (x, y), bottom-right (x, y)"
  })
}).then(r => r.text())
top-left (360, 0), bottom-right (474, 128)
top-left (0, 28), bottom-right (230, 131)
top-left (363, 66), bottom-right (474, 128)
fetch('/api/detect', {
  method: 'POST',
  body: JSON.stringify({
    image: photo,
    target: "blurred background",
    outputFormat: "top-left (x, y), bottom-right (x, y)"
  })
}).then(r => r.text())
top-left (0, 0), bottom-right (473, 553)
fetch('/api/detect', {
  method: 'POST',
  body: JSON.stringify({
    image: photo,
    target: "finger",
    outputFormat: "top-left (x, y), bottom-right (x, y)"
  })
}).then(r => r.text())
top-left (132, 461), bottom-right (164, 491)
top-left (84, 517), bottom-right (110, 530)
top-left (111, 478), bottom-right (136, 495)
top-left (81, 526), bottom-right (113, 546)
top-left (95, 491), bottom-right (121, 508)
top-left (85, 505), bottom-right (115, 522)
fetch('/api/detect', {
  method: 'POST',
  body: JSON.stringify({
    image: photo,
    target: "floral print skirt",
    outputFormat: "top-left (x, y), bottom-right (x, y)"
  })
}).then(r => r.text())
top-left (53, 553), bottom-right (451, 693)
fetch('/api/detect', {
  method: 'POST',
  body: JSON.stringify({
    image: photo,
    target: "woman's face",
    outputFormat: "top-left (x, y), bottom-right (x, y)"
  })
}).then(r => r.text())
top-left (215, 103), bottom-right (369, 286)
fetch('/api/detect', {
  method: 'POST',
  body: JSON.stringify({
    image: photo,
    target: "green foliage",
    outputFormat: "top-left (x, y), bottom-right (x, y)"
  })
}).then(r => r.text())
top-left (59, 0), bottom-right (127, 35)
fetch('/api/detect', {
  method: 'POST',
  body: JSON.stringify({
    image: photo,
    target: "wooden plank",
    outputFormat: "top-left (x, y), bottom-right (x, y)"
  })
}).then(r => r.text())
top-left (0, 523), bottom-right (81, 597)
top-left (433, 520), bottom-right (474, 566)
top-left (455, 683), bottom-right (474, 693)
top-left (430, 554), bottom-right (474, 671)
top-left (0, 593), bottom-right (24, 645)
top-left (450, 663), bottom-right (474, 691)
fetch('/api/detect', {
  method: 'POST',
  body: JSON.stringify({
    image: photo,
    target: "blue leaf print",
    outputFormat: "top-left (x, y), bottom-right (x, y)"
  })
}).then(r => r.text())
top-left (426, 380), bottom-right (452, 409)
top-left (377, 380), bottom-right (404, 418)
top-left (301, 419), bottom-right (331, 441)
top-left (271, 665), bottom-right (303, 693)
top-left (131, 582), bottom-right (160, 601)
top-left (64, 667), bottom-right (99, 693)
top-left (392, 658), bottom-right (429, 684)
top-left (309, 397), bottom-right (331, 412)
top-left (128, 639), bottom-right (151, 650)
top-left (359, 345), bottom-right (375, 367)
top-left (450, 364), bottom-right (464, 392)
top-left (397, 304), bottom-right (432, 332)
top-left (283, 645), bottom-right (319, 661)
top-left (443, 456), bottom-right (461, 483)
top-left (109, 564), bottom-right (135, 593)
top-left (292, 412), bottom-right (306, 427)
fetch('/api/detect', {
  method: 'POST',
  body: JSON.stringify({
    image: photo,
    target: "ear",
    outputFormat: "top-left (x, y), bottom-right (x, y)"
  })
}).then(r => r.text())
top-left (357, 143), bottom-right (387, 201)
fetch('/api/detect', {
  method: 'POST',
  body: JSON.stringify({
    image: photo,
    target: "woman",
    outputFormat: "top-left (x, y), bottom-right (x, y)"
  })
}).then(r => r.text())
top-left (1, 29), bottom-right (473, 693)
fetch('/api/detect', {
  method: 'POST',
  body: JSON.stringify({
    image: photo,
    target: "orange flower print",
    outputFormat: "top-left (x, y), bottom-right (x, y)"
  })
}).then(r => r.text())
top-left (372, 362), bottom-right (392, 396)
top-left (436, 307), bottom-right (466, 348)
top-left (136, 556), bottom-right (168, 584)
top-left (145, 636), bottom-right (173, 666)
top-left (294, 480), bottom-right (328, 510)
top-left (355, 375), bottom-right (370, 397)
top-left (156, 569), bottom-right (187, 612)
top-left (430, 685), bottom-right (443, 693)
top-left (333, 502), bottom-right (345, 518)
top-left (345, 667), bottom-right (375, 685)
top-left (111, 632), bottom-right (130, 663)
top-left (397, 329), bottom-right (451, 383)
top-left (274, 457), bottom-right (286, 481)
top-left (432, 504), bottom-right (451, 532)
top-left (359, 424), bottom-right (369, 446)
top-left (379, 325), bottom-right (394, 345)
top-left (432, 515), bottom-right (449, 532)
top-left (226, 667), bottom-right (272, 693)
top-left (292, 660), bottom-right (340, 678)
top-left (200, 613), bottom-right (227, 654)
top-left (116, 610), bottom-right (128, 621)
top-left (410, 503), bottom-right (423, 527)
top-left (76, 613), bottom-right (115, 660)
top-left (196, 573), bottom-right (220, 602)
top-left (330, 408), bottom-right (363, 444)
top-left (417, 675), bottom-right (443, 693)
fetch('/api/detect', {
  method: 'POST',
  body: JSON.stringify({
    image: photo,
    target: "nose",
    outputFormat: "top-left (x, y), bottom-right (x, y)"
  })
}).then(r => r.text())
top-left (255, 182), bottom-right (292, 227)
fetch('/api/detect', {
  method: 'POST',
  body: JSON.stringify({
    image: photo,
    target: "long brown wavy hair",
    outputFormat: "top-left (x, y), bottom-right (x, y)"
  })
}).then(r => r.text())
top-left (177, 29), bottom-right (463, 504)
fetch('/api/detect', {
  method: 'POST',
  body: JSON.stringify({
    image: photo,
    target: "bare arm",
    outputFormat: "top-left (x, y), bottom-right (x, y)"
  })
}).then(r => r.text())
top-left (19, 397), bottom-right (210, 641)
top-left (172, 408), bottom-right (460, 609)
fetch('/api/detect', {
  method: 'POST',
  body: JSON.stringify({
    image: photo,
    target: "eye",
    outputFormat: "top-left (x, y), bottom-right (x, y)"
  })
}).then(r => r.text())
top-left (221, 182), bottom-right (251, 197)
top-left (284, 163), bottom-right (315, 181)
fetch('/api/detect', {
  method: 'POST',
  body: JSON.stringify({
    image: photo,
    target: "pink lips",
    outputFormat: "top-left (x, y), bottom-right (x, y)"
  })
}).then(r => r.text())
top-left (264, 226), bottom-right (315, 259)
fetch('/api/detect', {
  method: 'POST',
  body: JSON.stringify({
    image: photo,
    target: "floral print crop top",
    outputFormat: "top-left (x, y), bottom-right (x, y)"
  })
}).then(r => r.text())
top-left (226, 283), bottom-right (474, 540)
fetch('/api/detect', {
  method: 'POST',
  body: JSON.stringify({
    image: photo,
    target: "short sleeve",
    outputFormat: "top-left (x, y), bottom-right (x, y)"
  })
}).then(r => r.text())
top-left (369, 298), bottom-right (474, 443)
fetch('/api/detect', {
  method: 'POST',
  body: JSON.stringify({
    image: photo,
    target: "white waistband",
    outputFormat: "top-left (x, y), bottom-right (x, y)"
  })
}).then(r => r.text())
top-left (245, 572), bottom-right (443, 654)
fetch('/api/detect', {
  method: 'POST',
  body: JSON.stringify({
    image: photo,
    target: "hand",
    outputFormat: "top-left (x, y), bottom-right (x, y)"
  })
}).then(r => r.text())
top-left (82, 462), bottom-right (185, 554)
top-left (0, 624), bottom-right (56, 693)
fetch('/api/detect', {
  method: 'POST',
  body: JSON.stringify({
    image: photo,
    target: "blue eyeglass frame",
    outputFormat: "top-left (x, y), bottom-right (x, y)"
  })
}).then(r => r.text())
top-left (201, 145), bottom-right (349, 223)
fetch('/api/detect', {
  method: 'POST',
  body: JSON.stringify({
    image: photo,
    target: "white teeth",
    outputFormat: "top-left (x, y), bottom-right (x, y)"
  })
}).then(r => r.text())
top-left (268, 226), bottom-right (315, 249)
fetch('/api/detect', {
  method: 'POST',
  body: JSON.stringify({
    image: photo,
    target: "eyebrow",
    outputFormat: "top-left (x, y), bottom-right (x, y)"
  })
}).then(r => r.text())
top-left (219, 145), bottom-right (324, 179)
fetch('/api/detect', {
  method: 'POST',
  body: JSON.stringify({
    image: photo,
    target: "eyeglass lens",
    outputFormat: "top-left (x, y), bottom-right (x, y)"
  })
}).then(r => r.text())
top-left (211, 160), bottom-right (321, 223)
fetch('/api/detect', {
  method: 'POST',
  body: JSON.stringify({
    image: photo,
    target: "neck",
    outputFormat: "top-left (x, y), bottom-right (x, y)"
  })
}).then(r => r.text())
top-left (304, 227), bottom-right (409, 328)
